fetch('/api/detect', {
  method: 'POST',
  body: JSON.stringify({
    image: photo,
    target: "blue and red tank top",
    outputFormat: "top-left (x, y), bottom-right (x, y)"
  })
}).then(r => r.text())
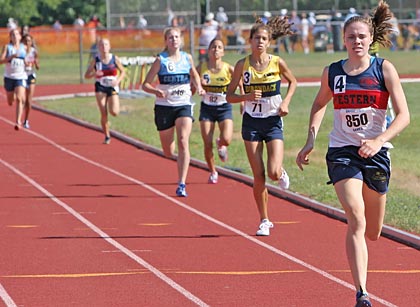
top-left (95, 54), bottom-right (118, 87)
top-left (328, 57), bottom-right (391, 148)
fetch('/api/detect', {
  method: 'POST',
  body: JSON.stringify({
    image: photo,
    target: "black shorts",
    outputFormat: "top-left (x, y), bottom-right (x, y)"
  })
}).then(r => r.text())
top-left (199, 102), bottom-right (233, 122)
top-left (27, 74), bottom-right (36, 85)
top-left (95, 81), bottom-right (118, 97)
top-left (241, 113), bottom-right (284, 142)
top-left (326, 146), bottom-right (391, 194)
top-left (154, 104), bottom-right (194, 131)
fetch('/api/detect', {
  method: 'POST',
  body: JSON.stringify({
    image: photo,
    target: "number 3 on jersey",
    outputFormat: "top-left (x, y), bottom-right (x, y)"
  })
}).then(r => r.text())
top-left (334, 75), bottom-right (346, 94)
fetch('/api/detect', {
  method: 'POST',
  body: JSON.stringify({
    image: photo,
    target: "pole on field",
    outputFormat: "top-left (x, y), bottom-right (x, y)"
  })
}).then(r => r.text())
top-left (189, 21), bottom-right (195, 60)
top-left (78, 29), bottom-right (84, 84)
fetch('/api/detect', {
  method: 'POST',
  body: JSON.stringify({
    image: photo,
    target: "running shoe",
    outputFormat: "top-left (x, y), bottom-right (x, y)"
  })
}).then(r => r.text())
top-left (278, 169), bottom-right (290, 189)
top-left (208, 172), bottom-right (218, 184)
top-left (103, 136), bottom-right (111, 144)
top-left (256, 219), bottom-right (274, 236)
top-left (176, 183), bottom-right (188, 197)
top-left (23, 120), bottom-right (30, 129)
top-left (216, 138), bottom-right (228, 162)
top-left (355, 293), bottom-right (372, 307)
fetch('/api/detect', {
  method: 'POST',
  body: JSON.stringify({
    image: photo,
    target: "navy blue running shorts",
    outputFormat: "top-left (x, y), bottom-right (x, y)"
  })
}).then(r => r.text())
top-left (27, 74), bottom-right (36, 86)
top-left (199, 102), bottom-right (233, 122)
top-left (326, 145), bottom-right (391, 194)
top-left (154, 104), bottom-right (194, 131)
top-left (4, 77), bottom-right (27, 92)
top-left (241, 112), bottom-right (284, 142)
top-left (95, 81), bottom-right (118, 97)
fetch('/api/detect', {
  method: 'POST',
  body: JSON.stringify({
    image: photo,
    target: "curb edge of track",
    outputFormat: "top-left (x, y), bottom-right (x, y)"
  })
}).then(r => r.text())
top-left (31, 102), bottom-right (420, 251)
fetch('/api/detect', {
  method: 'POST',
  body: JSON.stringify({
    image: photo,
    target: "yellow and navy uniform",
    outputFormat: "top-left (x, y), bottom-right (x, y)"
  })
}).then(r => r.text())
top-left (242, 55), bottom-right (283, 118)
top-left (200, 61), bottom-right (231, 106)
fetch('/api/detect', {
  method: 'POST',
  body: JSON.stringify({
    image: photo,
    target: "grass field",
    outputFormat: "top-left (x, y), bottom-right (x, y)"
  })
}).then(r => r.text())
top-left (35, 50), bottom-right (420, 235)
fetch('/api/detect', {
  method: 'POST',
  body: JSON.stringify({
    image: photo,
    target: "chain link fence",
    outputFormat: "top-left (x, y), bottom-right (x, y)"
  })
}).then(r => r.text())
top-left (107, 0), bottom-right (420, 29)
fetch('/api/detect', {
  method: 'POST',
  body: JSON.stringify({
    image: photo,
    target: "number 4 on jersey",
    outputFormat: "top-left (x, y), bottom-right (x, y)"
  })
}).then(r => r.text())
top-left (334, 75), bottom-right (346, 94)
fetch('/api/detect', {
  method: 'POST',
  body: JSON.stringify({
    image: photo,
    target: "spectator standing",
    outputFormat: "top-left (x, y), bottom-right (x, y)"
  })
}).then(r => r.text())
top-left (389, 13), bottom-right (399, 51)
top-left (7, 18), bottom-right (18, 30)
top-left (216, 7), bottom-right (228, 27)
top-left (261, 11), bottom-right (271, 25)
top-left (308, 12), bottom-right (317, 28)
top-left (176, 16), bottom-right (187, 33)
top-left (296, 2), bottom-right (410, 306)
top-left (53, 20), bottom-right (62, 31)
top-left (301, 12), bottom-right (310, 54)
top-left (289, 10), bottom-right (301, 52)
top-left (400, 23), bottom-right (410, 51)
top-left (137, 15), bottom-right (147, 29)
top-left (74, 15), bottom-right (85, 29)
top-left (344, 7), bottom-right (358, 23)
top-left (331, 10), bottom-right (345, 52)
top-left (87, 15), bottom-right (102, 45)
top-left (198, 13), bottom-right (220, 63)
top-left (276, 9), bottom-right (291, 54)
top-left (88, 15), bottom-right (102, 28)
top-left (167, 7), bottom-right (175, 26)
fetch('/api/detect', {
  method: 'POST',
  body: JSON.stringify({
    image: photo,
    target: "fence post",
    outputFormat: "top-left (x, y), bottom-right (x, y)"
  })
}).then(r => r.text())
top-left (78, 29), bottom-right (84, 84)
top-left (189, 21), bottom-right (195, 61)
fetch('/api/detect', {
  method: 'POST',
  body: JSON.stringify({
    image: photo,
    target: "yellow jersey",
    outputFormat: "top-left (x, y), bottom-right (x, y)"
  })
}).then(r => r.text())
top-left (200, 61), bottom-right (231, 105)
top-left (242, 55), bottom-right (283, 118)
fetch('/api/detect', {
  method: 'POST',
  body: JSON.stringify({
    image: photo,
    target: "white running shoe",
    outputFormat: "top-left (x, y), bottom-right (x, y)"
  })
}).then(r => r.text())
top-left (208, 172), bottom-right (218, 184)
top-left (256, 219), bottom-right (274, 236)
top-left (23, 120), bottom-right (30, 129)
top-left (216, 138), bottom-right (228, 162)
top-left (278, 169), bottom-right (290, 189)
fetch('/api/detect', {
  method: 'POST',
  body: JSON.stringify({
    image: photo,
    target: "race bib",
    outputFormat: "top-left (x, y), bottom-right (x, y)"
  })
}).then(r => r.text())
top-left (203, 93), bottom-right (226, 105)
top-left (11, 58), bottom-right (25, 69)
top-left (245, 98), bottom-right (270, 118)
top-left (340, 107), bottom-right (373, 133)
top-left (100, 76), bottom-right (116, 87)
top-left (169, 88), bottom-right (186, 100)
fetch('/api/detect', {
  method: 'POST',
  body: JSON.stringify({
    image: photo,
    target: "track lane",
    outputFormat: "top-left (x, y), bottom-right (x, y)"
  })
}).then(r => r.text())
top-left (0, 104), bottom-right (418, 306)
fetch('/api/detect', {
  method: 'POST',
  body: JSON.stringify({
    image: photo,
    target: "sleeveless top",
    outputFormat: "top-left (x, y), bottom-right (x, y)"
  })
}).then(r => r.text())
top-left (242, 55), bottom-right (282, 118)
top-left (328, 57), bottom-right (391, 148)
top-left (156, 51), bottom-right (193, 106)
top-left (95, 54), bottom-right (118, 87)
top-left (4, 43), bottom-right (27, 80)
top-left (25, 46), bottom-right (37, 77)
top-left (200, 61), bottom-right (231, 106)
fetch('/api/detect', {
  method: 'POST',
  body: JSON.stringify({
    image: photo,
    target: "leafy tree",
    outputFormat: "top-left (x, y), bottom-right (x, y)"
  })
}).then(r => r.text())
top-left (0, 0), bottom-right (105, 28)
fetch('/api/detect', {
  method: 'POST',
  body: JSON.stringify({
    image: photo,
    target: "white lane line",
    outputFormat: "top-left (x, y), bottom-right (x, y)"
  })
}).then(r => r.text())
top-left (0, 116), bottom-right (397, 307)
top-left (0, 157), bottom-right (209, 307)
top-left (0, 284), bottom-right (16, 307)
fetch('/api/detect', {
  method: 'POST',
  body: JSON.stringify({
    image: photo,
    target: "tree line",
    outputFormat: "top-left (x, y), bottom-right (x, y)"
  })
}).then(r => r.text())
top-left (0, 0), bottom-right (105, 28)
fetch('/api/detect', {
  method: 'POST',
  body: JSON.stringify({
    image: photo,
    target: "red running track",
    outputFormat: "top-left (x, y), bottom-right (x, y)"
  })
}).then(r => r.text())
top-left (0, 85), bottom-right (419, 306)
